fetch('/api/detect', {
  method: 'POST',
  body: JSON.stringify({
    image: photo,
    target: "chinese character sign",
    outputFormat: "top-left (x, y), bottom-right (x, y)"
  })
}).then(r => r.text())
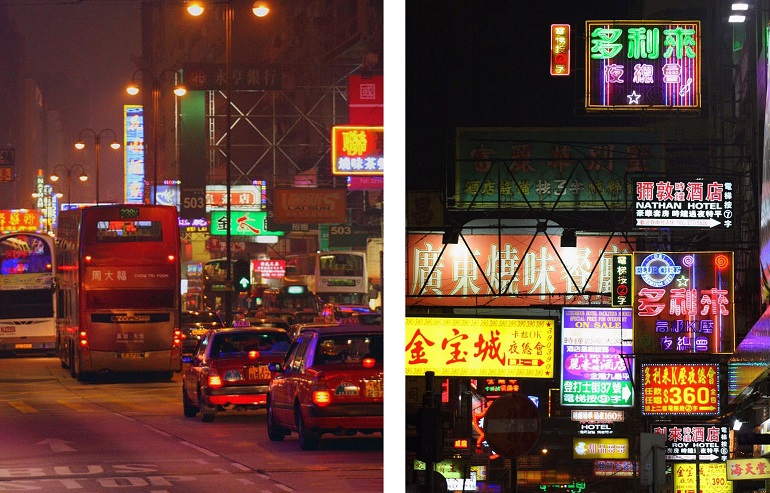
top-left (652, 424), bottom-right (729, 462)
top-left (405, 317), bottom-right (555, 378)
top-left (641, 363), bottom-right (719, 416)
top-left (674, 463), bottom-right (732, 493)
top-left (611, 254), bottom-right (633, 307)
top-left (586, 20), bottom-right (701, 110)
top-left (407, 233), bottom-right (632, 308)
top-left (633, 251), bottom-right (734, 354)
top-left (561, 308), bottom-right (633, 408)
top-left (0, 210), bottom-right (42, 233)
top-left (573, 438), bottom-right (629, 459)
top-left (550, 24), bottom-right (570, 76)
top-left (331, 125), bottom-right (383, 176)
top-left (634, 177), bottom-right (734, 229)
top-left (726, 458), bottom-right (770, 481)
top-left (454, 127), bottom-right (663, 210)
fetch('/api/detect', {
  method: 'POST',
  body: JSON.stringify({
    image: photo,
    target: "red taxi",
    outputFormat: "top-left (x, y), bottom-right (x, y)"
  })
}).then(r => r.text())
top-left (265, 324), bottom-right (383, 450)
top-left (182, 326), bottom-right (291, 422)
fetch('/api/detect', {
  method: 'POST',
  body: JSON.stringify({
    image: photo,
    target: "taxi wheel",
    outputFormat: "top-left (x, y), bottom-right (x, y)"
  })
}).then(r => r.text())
top-left (199, 389), bottom-right (215, 422)
top-left (182, 385), bottom-right (197, 418)
top-left (266, 399), bottom-right (288, 441)
top-left (296, 407), bottom-right (319, 450)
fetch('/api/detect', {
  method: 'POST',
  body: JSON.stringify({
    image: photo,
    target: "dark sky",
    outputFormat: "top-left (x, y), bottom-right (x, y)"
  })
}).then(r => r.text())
top-left (405, 1), bottom-right (633, 192)
top-left (7, 0), bottom-right (141, 203)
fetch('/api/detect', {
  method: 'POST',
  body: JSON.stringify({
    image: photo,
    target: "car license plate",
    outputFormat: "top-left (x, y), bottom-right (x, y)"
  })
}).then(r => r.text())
top-left (364, 380), bottom-right (383, 398)
top-left (246, 365), bottom-right (271, 380)
top-left (119, 352), bottom-right (144, 359)
top-left (14, 343), bottom-right (32, 349)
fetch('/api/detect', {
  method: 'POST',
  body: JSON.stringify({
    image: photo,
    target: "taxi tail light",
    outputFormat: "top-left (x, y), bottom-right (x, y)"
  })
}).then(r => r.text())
top-left (84, 255), bottom-right (92, 263)
top-left (362, 357), bottom-right (376, 368)
top-left (78, 330), bottom-right (89, 351)
top-left (248, 350), bottom-right (260, 360)
top-left (208, 366), bottom-right (223, 388)
top-left (311, 375), bottom-right (332, 407)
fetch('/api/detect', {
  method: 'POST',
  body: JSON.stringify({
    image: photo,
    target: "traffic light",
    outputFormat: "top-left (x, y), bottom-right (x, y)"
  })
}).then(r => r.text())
top-left (233, 259), bottom-right (251, 292)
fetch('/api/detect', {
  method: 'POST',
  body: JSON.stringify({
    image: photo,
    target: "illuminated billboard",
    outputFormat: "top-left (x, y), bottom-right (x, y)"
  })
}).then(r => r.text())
top-left (573, 438), bottom-right (629, 459)
top-left (560, 307), bottom-right (634, 408)
top-left (651, 424), bottom-right (729, 462)
top-left (641, 363), bottom-right (720, 416)
top-left (331, 125), bottom-right (383, 176)
top-left (407, 233), bottom-right (633, 308)
top-left (674, 463), bottom-right (732, 493)
top-left (454, 127), bottom-right (663, 210)
top-left (209, 211), bottom-right (284, 237)
top-left (633, 176), bottom-right (734, 229)
top-left (405, 317), bottom-right (555, 378)
top-left (550, 24), bottom-right (570, 76)
top-left (585, 20), bottom-right (701, 110)
top-left (205, 183), bottom-right (267, 212)
top-left (123, 104), bottom-right (145, 203)
top-left (633, 251), bottom-right (735, 355)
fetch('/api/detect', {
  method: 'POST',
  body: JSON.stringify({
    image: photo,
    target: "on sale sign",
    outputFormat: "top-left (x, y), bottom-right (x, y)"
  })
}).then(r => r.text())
top-left (641, 363), bottom-right (719, 416)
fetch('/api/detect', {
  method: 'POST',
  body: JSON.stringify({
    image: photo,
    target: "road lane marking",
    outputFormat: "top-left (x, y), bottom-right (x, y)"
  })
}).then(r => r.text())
top-left (179, 440), bottom-right (220, 457)
top-left (57, 399), bottom-right (95, 412)
top-left (8, 400), bottom-right (38, 413)
top-left (275, 485), bottom-right (295, 492)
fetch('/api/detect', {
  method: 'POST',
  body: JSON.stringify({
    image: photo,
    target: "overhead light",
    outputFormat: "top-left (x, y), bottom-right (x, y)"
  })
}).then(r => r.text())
top-left (734, 419), bottom-right (744, 431)
top-left (732, 2), bottom-right (749, 10)
top-left (561, 229), bottom-right (577, 248)
top-left (443, 227), bottom-right (461, 245)
top-left (729, 14), bottom-right (747, 22)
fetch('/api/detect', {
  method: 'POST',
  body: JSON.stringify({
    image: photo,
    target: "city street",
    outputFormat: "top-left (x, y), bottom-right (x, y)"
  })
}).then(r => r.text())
top-left (0, 355), bottom-right (383, 492)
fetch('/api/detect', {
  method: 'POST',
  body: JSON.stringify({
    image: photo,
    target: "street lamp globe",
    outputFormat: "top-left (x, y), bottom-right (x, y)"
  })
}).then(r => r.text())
top-left (74, 141), bottom-right (85, 150)
top-left (109, 140), bottom-right (121, 150)
top-left (252, 1), bottom-right (270, 17)
top-left (173, 85), bottom-right (188, 97)
top-left (78, 172), bottom-right (88, 182)
top-left (186, 1), bottom-right (204, 16)
top-left (126, 84), bottom-right (140, 96)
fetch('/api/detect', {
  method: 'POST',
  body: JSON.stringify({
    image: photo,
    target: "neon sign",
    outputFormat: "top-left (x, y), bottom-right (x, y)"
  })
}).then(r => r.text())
top-left (585, 20), bottom-right (701, 110)
top-left (641, 363), bottom-right (719, 416)
top-left (633, 251), bottom-right (735, 354)
top-left (124, 104), bottom-right (145, 203)
top-left (550, 24), bottom-right (570, 76)
top-left (331, 125), bottom-right (383, 176)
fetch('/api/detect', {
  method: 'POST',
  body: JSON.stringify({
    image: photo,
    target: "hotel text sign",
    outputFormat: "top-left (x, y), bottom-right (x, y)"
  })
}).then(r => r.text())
top-left (634, 177), bottom-right (734, 229)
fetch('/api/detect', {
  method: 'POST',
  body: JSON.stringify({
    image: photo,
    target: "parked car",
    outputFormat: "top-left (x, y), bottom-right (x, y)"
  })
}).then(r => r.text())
top-left (182, 326), bottom-right (291, 422)
top-left (265, 323), bottom-right (383, 450)
top-left (180, 310), bottom-right (224, 354)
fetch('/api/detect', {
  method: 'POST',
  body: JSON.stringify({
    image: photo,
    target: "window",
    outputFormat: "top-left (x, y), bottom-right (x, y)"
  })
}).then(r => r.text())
top-left (313, 334), bottom-right (382, 365)
top-left (95, 220), bottom-right (163, 243)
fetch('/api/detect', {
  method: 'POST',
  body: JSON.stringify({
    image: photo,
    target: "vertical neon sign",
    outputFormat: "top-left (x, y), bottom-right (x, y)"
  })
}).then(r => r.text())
top-left (124, 105), bottom-right (145, 203)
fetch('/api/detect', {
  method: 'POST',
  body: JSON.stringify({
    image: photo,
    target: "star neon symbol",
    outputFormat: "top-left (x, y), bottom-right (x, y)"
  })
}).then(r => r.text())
top-left (627, 91), bottom-right (641, 104)
top-left (676, 275), bottom-right (689, 287)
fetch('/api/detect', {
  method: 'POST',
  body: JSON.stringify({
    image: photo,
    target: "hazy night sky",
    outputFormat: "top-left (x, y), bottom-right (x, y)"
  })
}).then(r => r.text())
top-left (7, 0), bottom-right (141, 203)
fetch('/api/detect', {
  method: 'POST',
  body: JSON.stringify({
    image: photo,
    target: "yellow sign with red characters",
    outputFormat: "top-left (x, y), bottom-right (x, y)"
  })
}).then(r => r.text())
top-left (0, 210), bottom-right (42, 233)
top-left (726, 458), bottom-right (770, 480)
top-left (405, 317), bottom-right (555, 378)
top-left (674, 463), bottom-right (732, 493)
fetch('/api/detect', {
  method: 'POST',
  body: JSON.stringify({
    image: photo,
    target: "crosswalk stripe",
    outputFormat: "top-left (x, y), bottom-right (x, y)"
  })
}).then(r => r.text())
top-left (57, 400), bottom-right (96, 412)
top-left (8, 400), bottom-right (38, 413)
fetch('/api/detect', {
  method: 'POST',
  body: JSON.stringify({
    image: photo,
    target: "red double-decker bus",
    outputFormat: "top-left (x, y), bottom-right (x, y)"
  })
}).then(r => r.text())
top-left (55, 205), bottom-right (182, 380)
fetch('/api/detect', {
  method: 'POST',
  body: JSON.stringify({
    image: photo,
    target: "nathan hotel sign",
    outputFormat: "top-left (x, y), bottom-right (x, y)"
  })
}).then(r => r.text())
top-left (585, 20), bottom-right (701, 110)
top-left (633, 175), bottom-right (734, 229)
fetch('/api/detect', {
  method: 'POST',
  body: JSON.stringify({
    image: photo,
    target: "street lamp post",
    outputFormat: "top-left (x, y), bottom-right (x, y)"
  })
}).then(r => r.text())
top-left (49, 163), bottom-right (88, 208)
top-left (74, 129), bottom-right (121, 205)
top-left (126, 69), bottom-right (187, 204)
top-left (186, 0), bottom-right (270, 328)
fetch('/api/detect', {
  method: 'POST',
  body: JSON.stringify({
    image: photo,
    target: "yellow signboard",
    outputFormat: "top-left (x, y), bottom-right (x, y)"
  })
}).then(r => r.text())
top-left (405, 317), bottom-right (555, 378)
top-left (573, 438), bottom-right (629, 459)
top-left (674, 463), bottom-right (732, 493)
top-left (726, 458), bottom-right (770, 480)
